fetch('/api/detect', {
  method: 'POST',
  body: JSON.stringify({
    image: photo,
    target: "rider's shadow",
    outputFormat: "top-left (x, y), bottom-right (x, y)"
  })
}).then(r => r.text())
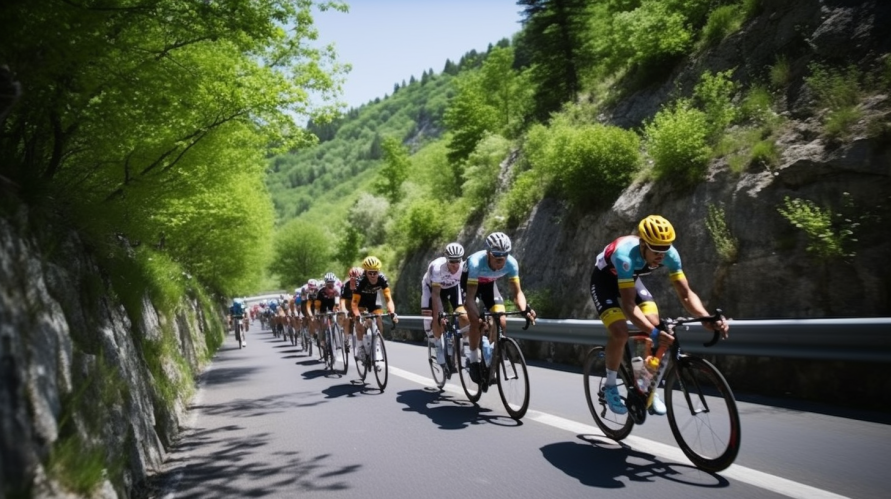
top-left (301, 368), bottom-right (330, 380)
top-left (321, 382), bottom-right (366, 399)
top-left (539, 435), bottom-right (729, 489)
top-left (395, 388), bottom-right (513, 430)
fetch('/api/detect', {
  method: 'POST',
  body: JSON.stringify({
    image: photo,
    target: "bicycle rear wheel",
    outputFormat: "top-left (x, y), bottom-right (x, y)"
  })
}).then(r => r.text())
top-left (665, 356), bottom-right (741, 472)
top-left (583, 346), bottom-right (634, 440)
top-left (456, 336), bottom-right (481, 403)
top-left (324, 327), bottom-right (335, 370)
top-left (235, 322), bottom-right (243, 349)
top-left (496, 337), bottom-right (530, 420)
top-left (428, 335), bottom-right (447, 389)
top-left (354, 333), bottom-right (368, 381)
top-left (372, 331), bottom-right (389, 391)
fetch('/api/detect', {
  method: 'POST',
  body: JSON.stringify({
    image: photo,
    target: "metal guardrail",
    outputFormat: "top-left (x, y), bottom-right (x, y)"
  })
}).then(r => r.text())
top-left (391, 316), bottom-right (891, 363)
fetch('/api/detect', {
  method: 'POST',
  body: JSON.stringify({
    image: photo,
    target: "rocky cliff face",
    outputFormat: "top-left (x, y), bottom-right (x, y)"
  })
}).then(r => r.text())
top-left (0, 210), bottom-right (220, 498)
top-left (392, 0), bottom-right (890, 407)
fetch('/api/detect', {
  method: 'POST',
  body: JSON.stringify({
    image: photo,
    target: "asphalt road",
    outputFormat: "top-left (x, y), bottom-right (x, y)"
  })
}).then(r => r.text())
top-left (154, 322), bottom-right (890, 499)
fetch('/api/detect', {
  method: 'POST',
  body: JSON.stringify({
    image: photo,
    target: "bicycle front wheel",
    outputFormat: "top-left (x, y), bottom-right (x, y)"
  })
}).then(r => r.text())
top-left (428, 336), bottom-right (447, 389)
top-left (665, 355), bottom-right (741, 472)
top-left (332, 324), bottom-right (349, 375)
top-left (583, 346), bottom-right (634, 440)
top-left (354, 333), bottom-right (368, 381)
top-left (372, 331), bottom-right (389, 391)
top-left (496, 337), bottom-right (530, 420)
top-left (456, 336), bottom-right (481, 403)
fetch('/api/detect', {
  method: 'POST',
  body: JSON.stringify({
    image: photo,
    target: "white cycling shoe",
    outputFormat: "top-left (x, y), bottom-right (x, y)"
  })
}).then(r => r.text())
top-left (649, 392), bottom-right (667, 415)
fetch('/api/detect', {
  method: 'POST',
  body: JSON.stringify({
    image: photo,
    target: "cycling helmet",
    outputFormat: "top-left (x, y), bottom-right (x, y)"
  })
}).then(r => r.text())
top-left (307, 278), bottom-right (319, 290)
top-left (445, 242), bottom-right (464, 260)
top-left (485, 232), bottom-right (512, 253)
top-left (294, 288), bottom-right (300, 294)
top-left (362, 256), bottom-right (382, 271)
top-left (638, 215), bottom-right (676, 246)
top-left (349, 266), bottom-right (364, 278)
top-left (324, 272), bottom-right (337, 283)
top-left (234, 297), bottom-right (244, 304)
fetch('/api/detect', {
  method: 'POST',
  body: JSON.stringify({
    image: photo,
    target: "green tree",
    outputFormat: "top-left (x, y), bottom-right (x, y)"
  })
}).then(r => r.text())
top-left (334, 225), bottom-right (363, 271)
top-left (269, 220), bottom-right (331, 287)
top-left (374, 137), bottom-right (410, 204)
top-left (517, 0), bottom-right (590, 121)
top-left (0, 0), bottom-right (347, 295)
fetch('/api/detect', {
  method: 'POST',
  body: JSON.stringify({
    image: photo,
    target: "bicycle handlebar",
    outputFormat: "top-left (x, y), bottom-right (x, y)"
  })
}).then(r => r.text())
top-left (481, 305), bottom-right (535, 331)
top-left (662, 309), bottom-right (727, 347)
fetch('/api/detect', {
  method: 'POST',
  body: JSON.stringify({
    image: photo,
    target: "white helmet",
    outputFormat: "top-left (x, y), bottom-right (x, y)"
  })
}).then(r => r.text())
top-left (307, 279), bottom-right (318, 290)
top-left (485, 232), bottom-right (512, 254)
top-left (445, 242), bottom-right (464, 260)
top-left (324, 272), bottom-right (337, 283)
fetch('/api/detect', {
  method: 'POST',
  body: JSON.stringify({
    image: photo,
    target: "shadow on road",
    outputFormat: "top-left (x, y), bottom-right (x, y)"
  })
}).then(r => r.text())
top-left (395, 388), bottom-right (519, 430)
top-left (155, 427), bottom-right (361, 497)
top-left (538, 435), bottom-right (729, 489)
top-left (191, 391), bottom-right (325, 418)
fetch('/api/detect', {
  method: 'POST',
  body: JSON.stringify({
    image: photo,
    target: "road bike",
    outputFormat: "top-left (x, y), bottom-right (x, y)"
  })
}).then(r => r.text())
top-left (583, 311), bottom-right (740, 472)
top-left (353, 312), bottom-right (391, 391)
top-left (319, 311), bottom-right (349, 375)
top-left (429, 311), bottom-right (465, 389)
top-left (232, 316), bottom-right (244, 349)
top-left (457, 307), bottom-right (533, 420)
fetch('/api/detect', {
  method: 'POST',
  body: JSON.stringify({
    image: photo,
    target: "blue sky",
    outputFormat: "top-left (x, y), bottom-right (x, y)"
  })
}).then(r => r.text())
top-left (313, 0), bottom-right (524, 109)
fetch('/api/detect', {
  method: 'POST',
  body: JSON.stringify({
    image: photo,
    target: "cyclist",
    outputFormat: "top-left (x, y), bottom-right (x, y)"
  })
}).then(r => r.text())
top-left (421, 242), bottom-right (469, 370)
top-left (350, 256), bottom-right (398, 360)
top-left (315, 272), bottom-right (342, 350)
top-left (300, 279), bottom-right (321, 344)
top-left (340, 266), bottom-right (363, 347)
top-left (590, 214), bottom-right (729, 416)
top-left (463, 232), bottom-right (536, 383)
top-left (228, 297), bottom-right (247, 348)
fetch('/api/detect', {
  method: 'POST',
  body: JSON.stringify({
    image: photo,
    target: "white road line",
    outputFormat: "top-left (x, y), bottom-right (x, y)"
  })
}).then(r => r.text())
top-left (389, 366), bottom-right (850, 499)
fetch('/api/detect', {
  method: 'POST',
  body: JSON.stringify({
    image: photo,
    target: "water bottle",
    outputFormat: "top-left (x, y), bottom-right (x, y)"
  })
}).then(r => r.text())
top-left (482, 336), bottom-right (493, 365)
top-left (645, 355), bottom-right (660, 376)
top-left (632, 356), bottom-right (649, 390)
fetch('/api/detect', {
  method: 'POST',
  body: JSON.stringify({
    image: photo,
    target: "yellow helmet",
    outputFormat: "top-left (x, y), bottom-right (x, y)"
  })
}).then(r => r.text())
top-left (361, 256), bottom-right (382, 271)
top-left (638, 215), bottom-right (676, 246)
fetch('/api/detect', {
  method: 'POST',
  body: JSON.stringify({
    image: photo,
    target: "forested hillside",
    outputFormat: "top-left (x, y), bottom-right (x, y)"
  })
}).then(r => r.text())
top-left (266, 0), bottom-right (891, 320)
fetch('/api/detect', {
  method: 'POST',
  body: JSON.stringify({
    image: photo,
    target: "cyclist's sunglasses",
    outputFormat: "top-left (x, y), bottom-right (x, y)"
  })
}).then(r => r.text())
top-left (447, 258), bottom-right (462, 264)
top-left (490, 251), bottom-right (510, 258)
top-left (366, 270), bottom-right (379, 276)
top-left (645, 242), bottom-right (671, 254)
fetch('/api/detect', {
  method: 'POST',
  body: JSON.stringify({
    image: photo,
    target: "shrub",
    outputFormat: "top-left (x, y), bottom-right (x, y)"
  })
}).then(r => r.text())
top-left (705, 204), bottom-right (738, 263)
top-left (498, 170), bottom-right (544, 228)
top-left (701, 4), bottom-right (744, 48)
top-left (524, 120), bottom-right (641, 208)
top-left (750, 139), bottom-right (779, 168)
top-left (694, 69), bottom-right (739, 141)
top-left (805, 63), bottom-right (862, 110)
top-left (645, 100), bottom-right (711, 184)
top-left (613, 2), bottom-right (693, 68)
top-left (461, 134), bottom-right (512, 212)
top-left (770, 56), bottom-right (791, 89)
top-left (393, 198), bottom-right (443, 251)
top-left (777, 196), bottom-right (856, 260)
top-left (739, 85), bottom-right (774, 123)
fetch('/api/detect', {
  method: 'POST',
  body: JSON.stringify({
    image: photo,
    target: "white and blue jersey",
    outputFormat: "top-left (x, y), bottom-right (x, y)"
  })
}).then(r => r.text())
top-left (465, 250), bottom-right (519, 286)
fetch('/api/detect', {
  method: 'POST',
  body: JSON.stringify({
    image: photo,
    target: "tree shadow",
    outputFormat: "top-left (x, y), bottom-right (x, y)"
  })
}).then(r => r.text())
top-left (190, 391), bottom-right (326, 418)
top-left (200, 367), bottom-right (261, 386)
top-left (394, 388), bottom-right (519, 429)
top-left (539, 435), bottom-right (730, 489)
top-left (156, 427), bottom-right (361, 497)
